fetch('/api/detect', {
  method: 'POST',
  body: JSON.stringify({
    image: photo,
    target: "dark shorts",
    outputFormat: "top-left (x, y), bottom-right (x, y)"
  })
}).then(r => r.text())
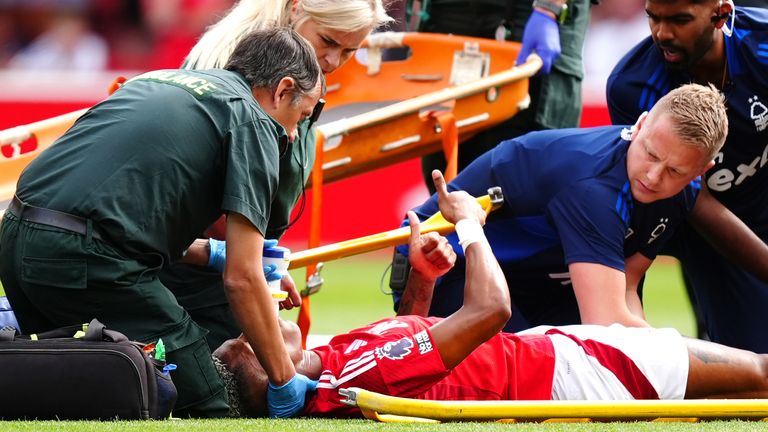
top-left (161, 263), bottom-right (240, 352)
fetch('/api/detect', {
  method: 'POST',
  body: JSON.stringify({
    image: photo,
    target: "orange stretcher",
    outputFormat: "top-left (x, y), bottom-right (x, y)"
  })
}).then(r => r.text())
top-left (315, 31), bottom-right (538, 183)
top-left (0, 32), bottom-right (539, 343)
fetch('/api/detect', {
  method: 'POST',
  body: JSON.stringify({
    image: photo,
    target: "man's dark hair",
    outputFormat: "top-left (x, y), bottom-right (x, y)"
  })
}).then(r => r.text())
top-left (225, 27), bottom-right (323, 99)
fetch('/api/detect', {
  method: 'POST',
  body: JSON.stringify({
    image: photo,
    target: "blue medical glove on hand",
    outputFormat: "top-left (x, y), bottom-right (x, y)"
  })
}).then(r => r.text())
top-left (267, 373), bottom-right (318, 418)
top-left (263, 239), bottom-right (282, 282)
top-left (263, 263), bottom-right (284, 282)
top-left (206, 238), bottom-right (281, 274)
top-left (515, 10), bottom-right (561, 74)
top-left (207, 238), bottom-right (227, 272)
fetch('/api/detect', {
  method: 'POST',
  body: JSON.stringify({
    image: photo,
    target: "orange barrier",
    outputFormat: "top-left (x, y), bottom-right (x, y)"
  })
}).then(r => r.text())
top-left (0, 109), bottom-right (88, 208)
top-left (0, 76), bottom-right (126, 210)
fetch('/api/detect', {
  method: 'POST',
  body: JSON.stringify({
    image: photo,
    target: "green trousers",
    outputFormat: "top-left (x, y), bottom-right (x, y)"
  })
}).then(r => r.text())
top-left (0, 213), bottom-right (230, 417)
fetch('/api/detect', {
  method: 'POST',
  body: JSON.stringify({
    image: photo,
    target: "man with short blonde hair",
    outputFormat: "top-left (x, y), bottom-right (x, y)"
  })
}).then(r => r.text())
top-left (389, 84), bottom-right (749, 335)
top-left (651, 83), bottom-right (727, 161)
top-left (607, 0), bottom-right (768, 353)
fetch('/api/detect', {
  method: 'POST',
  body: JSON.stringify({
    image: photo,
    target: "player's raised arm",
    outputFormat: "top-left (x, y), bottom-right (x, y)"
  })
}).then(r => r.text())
top-left (397, 210), bottom-right (457, 317)
top-left (427, 170), bottom-right (510, 369)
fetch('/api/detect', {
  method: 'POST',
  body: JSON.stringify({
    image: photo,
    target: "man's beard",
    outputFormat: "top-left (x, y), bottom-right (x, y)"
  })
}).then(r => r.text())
top-left (656, 33), bottom-right (715, 71)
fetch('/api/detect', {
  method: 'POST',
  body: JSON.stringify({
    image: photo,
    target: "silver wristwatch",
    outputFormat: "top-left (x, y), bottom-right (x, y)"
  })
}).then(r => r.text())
top-left (533, 0), bottom-right (569, 24)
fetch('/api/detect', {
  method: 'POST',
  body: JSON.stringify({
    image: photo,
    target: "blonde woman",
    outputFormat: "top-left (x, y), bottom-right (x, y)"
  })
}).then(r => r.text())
top-left (182, 0), bottom-right (392, 240)
top-left (186, 0), bottom-right (392, 73)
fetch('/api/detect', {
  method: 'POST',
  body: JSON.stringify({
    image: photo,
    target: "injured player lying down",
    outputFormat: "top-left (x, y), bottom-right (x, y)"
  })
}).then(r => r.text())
top-left (213, 171), bottom-right (768, 417)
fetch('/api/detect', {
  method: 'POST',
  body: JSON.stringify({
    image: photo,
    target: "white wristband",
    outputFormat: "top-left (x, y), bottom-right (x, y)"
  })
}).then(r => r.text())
top-left (455, 219), bottom-right (485, 253)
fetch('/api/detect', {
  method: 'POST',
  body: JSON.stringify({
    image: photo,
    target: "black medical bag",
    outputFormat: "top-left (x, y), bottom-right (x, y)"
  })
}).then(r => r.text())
top-left (0, 318), bottom-right (176, 420)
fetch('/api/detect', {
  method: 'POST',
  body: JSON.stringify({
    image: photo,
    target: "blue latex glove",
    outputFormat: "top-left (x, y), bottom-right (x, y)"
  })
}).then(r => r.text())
top-left (206, 238), bottom-right (281, 273)
top-left (207, 238), bottom-right (227, 272)
top-left (262, 239), bottom-right (281, 282)
top-left (515, 10), bottom-right (561, 74)
top-left (267, 373), bottom-right (318, 418)
top-left (263, 263), bottom-right (284, 282)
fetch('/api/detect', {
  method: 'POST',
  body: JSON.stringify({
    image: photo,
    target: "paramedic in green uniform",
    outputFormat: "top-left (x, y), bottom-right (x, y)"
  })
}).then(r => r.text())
top-left (0, 27), bottom-right (323, 418)
top-left (161, 0), bottom-right (394, 352)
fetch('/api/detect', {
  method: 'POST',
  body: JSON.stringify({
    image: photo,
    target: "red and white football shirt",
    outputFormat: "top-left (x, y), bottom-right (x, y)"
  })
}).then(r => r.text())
top-left (304, 315), bottom-right (557, 416)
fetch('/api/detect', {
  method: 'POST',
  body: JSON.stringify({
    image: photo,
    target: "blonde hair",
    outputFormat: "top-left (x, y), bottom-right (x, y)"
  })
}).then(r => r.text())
top-left (293, 0), bottom-right (393, 32)
top-left (650, 83), bottom-right (728, 162)
top-left (184, 0), bottom-right (393, 70)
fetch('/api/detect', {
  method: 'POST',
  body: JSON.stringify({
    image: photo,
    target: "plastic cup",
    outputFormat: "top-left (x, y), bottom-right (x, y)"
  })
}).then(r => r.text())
top-left (263, 246), bottom-right (290, 312)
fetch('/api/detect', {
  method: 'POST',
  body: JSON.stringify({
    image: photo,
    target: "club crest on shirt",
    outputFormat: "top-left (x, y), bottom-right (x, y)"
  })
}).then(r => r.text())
top-left (749, 95), bottom-right (768, 132)
top-left (375, 337), bottom-right (413, 360)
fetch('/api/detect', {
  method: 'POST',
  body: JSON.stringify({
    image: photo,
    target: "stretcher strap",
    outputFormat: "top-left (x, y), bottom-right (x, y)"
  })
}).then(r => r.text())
top-left (298, 133), bottom-right (327, 347)
top-left (108, 76), bottom-right (127, 95)
top-left (432, 111), bottom-right (458, 181)
top-left (297, 295), bottom-right (312, 349)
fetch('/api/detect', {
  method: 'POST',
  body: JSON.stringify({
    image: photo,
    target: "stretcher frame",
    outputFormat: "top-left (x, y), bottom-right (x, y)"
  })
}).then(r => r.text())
top-left (339, 387), bottom-right (768, 423)
top-left (288, 187), bottom-right (503, 269)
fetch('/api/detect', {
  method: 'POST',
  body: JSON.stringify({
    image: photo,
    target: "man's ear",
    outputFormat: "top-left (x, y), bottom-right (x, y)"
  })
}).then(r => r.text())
top-left (712, 0), bottom-right (733, 29)
top-left (625, 111), bottom-right (649, 140)
top-left (634, 111), bottom-right (649, 132)
top-left (273, 77), bottom-right (297, 106)
top-left (290, 0), bottom-right (301, 23)
top-left (700, 159), bottom-right (716, 176)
